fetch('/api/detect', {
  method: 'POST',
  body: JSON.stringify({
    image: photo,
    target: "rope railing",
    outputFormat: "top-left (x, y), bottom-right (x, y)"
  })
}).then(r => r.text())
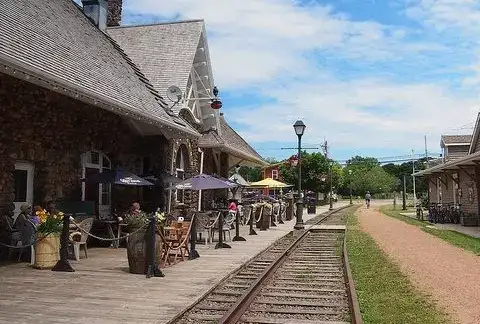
top-left (0, 219), bottom-right (52, 249)
top-left (70, 219), bottom-right (148, 242)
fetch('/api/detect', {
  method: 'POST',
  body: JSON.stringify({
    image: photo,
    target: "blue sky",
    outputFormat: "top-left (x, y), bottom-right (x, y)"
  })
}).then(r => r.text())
top-left (104, 0), bottom-right (480, 161)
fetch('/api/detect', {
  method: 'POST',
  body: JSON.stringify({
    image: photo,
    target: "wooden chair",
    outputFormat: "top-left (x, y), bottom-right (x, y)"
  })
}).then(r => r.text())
top-left (161, 216), bottom-right (193, 266)
top-left (69, 218), bottom-right (94, 261)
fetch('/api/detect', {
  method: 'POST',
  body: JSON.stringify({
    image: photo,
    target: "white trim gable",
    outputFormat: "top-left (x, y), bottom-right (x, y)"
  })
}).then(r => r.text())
top-left (181, 28), bottom-right (219, 133)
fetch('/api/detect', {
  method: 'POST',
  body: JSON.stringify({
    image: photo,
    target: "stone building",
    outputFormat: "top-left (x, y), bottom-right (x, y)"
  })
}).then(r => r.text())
top-left (0, 0), bottom-right (265, 225)
top-left (416, 114), bottom-right (480, 217)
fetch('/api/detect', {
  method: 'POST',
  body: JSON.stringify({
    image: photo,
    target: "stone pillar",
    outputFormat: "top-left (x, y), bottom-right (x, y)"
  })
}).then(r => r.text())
top-left (107, 0), bottom-right (122, 27)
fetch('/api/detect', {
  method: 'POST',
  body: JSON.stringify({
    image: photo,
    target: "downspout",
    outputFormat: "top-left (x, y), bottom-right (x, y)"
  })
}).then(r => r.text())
top-left (198, 147), bottom-right (205, 211)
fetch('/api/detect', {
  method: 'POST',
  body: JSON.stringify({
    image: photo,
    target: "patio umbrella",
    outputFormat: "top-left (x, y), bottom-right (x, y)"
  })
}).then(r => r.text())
top-left (84, 169), bottom-right (154, 186)
top-left (168, 174), bottom-right (238, 191)
top-left (249, 177), bottom-right (291, 188)
top-left (141, 172), bottom-right (183, 185)
top-left (229, 173), bottom-right (250, 187)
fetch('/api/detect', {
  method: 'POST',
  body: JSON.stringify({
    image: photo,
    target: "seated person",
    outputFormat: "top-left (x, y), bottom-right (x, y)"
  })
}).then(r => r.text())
top-left (228, 199), bottom-right (237, 214)
top-left (118, 202), bottom-right (141, 223)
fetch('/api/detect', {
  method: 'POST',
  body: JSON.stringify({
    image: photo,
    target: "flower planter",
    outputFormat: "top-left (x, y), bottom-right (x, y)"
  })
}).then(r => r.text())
top-left (126, 229), bottom-right (163, 274)
top-left (34, 233), bottom-right (60, 269)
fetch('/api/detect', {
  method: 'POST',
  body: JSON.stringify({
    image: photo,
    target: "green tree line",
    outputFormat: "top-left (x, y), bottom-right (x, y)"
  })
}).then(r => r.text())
top-left (237, 153), bottom-right (429, 198)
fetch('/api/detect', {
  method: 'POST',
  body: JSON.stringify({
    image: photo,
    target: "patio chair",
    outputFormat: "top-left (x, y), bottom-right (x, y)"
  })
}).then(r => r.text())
top-left (69, 218), bottom-right (94, 261)
top-left (195, 212), bottom-right (213, 245)
top-left (5, 215), bottom-right (36, 263)
top-left (212, 211), bottom-right (235, 242)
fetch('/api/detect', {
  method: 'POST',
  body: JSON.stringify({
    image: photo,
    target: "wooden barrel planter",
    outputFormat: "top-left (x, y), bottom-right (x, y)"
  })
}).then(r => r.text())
top-left (126, 229), bottom-right (162, 274)
top-left (34, 233), bottom-right (60, 269)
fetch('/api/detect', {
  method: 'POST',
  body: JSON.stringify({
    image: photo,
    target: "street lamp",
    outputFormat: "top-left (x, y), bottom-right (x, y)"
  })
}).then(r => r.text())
top-left (293, 120), bottom-right (306, 230)
top-left (348, 169), bottom-right (353, 205)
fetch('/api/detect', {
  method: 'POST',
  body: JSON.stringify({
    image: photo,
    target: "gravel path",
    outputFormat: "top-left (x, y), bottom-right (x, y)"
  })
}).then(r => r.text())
top-left (356, 205), bottom-right (480, 324)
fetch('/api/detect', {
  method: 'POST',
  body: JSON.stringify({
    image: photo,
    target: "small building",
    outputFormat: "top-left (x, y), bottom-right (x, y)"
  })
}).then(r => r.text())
top-left (416, 115), bottom-right (479, 216)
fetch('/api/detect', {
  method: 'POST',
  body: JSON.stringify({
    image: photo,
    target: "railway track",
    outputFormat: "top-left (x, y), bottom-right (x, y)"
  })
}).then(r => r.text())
top-left (169, 206), bottom-right (361, 324)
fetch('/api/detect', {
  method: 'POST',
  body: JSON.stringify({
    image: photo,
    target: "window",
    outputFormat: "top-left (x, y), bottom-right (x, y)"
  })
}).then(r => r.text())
top-left (82, 151), bottom-right (111, 216)
top-left (14, 170), bottom-right (28, 202)
top-left (175, 146), bottom-right (188, 203)
top-left (271, 169), bottom-right (279, 180)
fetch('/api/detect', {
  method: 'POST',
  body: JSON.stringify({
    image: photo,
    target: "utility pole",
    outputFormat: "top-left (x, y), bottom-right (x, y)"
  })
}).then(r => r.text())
top-left (412, 149), bottom-right (417, 211)
top-left (402, 174), bottom-right (407, 210)
top-left (424, 135), bottom-right (429, 169)
top-left (321, 139), bottom-right (334, 211)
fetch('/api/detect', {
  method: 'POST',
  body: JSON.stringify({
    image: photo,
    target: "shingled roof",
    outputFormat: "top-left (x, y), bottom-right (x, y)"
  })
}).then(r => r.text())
top-left (0, 0), bottom-right (198, 137)
top-left (440, 135), bottom-right (472, 146)
top-left (199, 114), bottom-right (266, 166)
top-left (107, 21), bottom-right (207, 115)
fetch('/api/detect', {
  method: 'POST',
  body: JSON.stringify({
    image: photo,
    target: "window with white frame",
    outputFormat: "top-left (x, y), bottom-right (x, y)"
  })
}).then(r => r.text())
top-left (175, 146), bottom-right (187, 203)
top-left (271, 169), bottom-right (279, 180)
top-left (82, 151), bottom-right (111, 215)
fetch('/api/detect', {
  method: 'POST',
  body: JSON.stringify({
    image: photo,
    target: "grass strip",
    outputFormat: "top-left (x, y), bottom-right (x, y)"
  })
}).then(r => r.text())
top-left (346, 211), bottom-right (452, 324)
top-left (380, 205), bottom-right (480, 255)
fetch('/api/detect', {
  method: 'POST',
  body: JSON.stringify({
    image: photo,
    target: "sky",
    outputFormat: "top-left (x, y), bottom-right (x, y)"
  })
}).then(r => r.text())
top-left (97, 0), bottom-right (480, 161)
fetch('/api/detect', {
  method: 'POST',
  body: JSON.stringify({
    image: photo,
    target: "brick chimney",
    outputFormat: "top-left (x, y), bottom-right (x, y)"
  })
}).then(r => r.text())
top-left (107, 0), bottom-right (122, 27)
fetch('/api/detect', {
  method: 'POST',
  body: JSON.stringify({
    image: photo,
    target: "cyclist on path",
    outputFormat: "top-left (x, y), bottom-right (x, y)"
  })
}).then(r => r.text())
top-left (365, 191), bottom-right (371, 208)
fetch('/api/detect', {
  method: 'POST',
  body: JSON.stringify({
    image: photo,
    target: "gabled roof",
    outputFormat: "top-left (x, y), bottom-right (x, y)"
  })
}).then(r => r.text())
top-left (469, 112), bottom-right (480, 154)
top-left (0, 0), bottom-right (198, 137)
top-left (107, 20), bottom-right (207, 115)
top-left (199, 114), bottom-right (266, 166)
top-left (440, 135), bottom-right (472, 147)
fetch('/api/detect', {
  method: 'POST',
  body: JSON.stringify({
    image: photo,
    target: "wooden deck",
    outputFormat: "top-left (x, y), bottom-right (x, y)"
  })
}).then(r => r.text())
top-left (0, 204), bottom-right (345, 324)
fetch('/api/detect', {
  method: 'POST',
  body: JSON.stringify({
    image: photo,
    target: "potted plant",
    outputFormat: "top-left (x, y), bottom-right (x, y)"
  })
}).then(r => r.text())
top-left (123, 207), bottom-right (166, 274)
top-left (31, 207), bottom-right (64, 269)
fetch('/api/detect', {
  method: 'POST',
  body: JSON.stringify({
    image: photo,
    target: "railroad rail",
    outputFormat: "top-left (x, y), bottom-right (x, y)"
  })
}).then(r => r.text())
top-left (169, 205), bottom-right (361, 324)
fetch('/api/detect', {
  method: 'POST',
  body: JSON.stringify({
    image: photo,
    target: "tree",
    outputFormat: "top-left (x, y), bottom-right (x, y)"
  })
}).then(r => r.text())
top-left (279, 151), bottom-right (341, 197)
top-left (237, 166), bottom-right (262, 182)
top-left (339, 156), bottom-right (395, 196)
top-left (382, 159), bottom-right (428, 194)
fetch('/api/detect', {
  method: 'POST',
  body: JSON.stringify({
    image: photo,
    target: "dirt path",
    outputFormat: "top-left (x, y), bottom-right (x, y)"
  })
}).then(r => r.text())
top-left (356, 204), bottom-right (480, 324)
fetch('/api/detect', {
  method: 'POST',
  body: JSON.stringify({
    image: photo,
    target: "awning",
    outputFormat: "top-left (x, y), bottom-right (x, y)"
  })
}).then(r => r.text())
top-left (414, 151), bottom-right (480, 176)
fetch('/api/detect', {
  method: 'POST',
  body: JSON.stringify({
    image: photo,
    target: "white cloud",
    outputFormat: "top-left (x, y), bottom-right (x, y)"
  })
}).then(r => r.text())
top-left (125, 0), bottom-right (439, 88)
top-left (121, 0), bottom-right (480, 155)
top-left (227, 77), bottom-right (478, 151)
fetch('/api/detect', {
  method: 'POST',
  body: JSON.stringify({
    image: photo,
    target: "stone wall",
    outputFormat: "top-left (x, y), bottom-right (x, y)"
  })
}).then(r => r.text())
top-left (428, 176), bottom-right (438, 203)
top-left (458, 168), bottom-right (478, 214)
top-left (0, 73), bottom-right (169, 216)
top-left (168, 138), bottom-right (201, 211)
top-left (440, 174), bottom-right (454, 204)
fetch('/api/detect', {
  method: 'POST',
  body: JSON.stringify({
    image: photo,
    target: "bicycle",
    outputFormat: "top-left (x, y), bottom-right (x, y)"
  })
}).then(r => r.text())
top-left (365, 199), bottom-right (370, 209)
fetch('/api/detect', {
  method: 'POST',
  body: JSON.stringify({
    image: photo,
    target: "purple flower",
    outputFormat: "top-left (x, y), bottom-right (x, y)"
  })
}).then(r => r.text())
top-left (31, 216), bottom-right (40, 225)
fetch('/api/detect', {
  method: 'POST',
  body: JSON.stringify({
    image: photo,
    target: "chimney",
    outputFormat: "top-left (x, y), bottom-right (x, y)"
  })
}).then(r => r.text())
top-left (107, 0), bottom-right (122, 27)
top-left (82, 0), bottom-right (108, 31)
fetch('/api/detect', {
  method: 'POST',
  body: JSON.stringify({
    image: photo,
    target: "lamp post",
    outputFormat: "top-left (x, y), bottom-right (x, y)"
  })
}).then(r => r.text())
top-left (293, 120), bottom-right (306, 230)
top-left (348, 170), bottom-right (353, 205)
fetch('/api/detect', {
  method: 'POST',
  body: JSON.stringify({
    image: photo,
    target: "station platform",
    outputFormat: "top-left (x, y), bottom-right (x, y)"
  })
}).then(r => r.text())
top-left (0, 203), bottom-right (347, 324)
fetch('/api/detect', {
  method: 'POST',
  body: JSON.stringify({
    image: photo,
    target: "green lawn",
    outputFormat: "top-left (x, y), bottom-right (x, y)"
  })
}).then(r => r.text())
top-left (346, 211), bottom-right (452, 324)
top-left (380, 205), bottom-right (480, 255)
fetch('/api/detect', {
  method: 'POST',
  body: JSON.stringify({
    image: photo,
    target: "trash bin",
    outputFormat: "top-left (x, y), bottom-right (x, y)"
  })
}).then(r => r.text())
top-left (307, 197), bottom-right (316, 214)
